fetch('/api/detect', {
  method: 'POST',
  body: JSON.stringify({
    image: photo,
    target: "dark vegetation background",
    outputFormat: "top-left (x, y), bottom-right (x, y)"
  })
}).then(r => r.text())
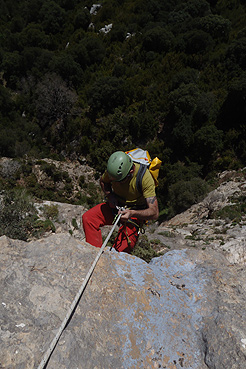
top-left (0, 0), bottom-right (246, 221)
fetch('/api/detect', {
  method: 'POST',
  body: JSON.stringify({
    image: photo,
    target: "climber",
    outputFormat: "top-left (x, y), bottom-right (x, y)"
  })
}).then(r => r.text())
top-left (82, 151), bottom-right (159, 253)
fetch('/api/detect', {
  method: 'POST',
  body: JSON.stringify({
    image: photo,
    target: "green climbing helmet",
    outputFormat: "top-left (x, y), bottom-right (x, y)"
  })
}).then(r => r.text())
top-left (107, 151), bottom-right (133, 181)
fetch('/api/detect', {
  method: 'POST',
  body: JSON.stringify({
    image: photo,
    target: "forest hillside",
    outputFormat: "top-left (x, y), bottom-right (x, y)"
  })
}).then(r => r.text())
top-left (0, 0), bottom-right (246, 217)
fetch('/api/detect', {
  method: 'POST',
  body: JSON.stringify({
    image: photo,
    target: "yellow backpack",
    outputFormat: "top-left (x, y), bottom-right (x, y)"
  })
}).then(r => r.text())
top-left (125, 148), bottom-right (162, 192)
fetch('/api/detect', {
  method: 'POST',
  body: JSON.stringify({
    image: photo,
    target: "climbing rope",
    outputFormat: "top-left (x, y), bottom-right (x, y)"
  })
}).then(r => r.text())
top-left (37, 212), bottom-right (122, 369)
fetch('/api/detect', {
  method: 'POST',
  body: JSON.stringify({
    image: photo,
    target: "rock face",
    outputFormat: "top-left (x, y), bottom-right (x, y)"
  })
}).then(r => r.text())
top-left (147, 170), bottom-right (246, 265)
top-left (1, 233), bottom-right (246, 369)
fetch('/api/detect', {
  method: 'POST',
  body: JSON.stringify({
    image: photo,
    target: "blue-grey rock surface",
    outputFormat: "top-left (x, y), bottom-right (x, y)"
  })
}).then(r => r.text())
top-left (1, 232), bottom-right (246, 369)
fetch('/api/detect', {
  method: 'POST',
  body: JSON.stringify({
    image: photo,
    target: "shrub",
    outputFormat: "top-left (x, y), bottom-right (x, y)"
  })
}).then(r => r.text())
top-left (33, 219), bottom-right (56, 236)
top-left (25, 173), bottom-right (38, 187)
top-left (87, 76), bottom-right (126, 116)
top-left (43, 204), bottom-right (59, 220)
top-left (79, 175), bottom-right (85, 187)
top-left (212, 200), bottom-right (246, 223)
top-left (198, 15), bottom-right (231, 41)
top-left (35, 73), bottom-right (78, 128)
top-left (71, 218), bottom-right (79, 229)
top-left (105, 232), bottom-right (158, 263)
top-left (0, 159), bottom-right (21, 179)
top-left (40, 162), bottom-right (56, 177)
top-left (0, 189), bottom-right (37, 241)
top-left (193, 125), bottom-right (223, 165)
top-left (132, 235), bottom-right (158, 263)
top-left (142, 26), bottom-right (174, 53)
top-left (168, 177), bottom-right (209, 217)
top-left (183, 30), bottom-right (213, 54)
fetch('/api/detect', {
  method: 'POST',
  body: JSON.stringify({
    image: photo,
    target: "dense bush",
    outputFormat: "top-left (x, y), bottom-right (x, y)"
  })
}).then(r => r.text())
top-left (0, 0), bottom-right (245, 220)
top-left (212, 201), bottom-right (246, 224)
top-left (132, 235), bottom-right (158, 263)
top-left (0, 189), bottom-right (37, 240)
top-left (142, 26), bottom-right (174, 53)
top-left (87, 76), bottom-right (126, 116)
top-left (167, 177), bottom-right (209, 217)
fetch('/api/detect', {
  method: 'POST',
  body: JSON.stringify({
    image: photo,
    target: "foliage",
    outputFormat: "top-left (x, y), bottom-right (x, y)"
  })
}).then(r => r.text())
top-left (132, 234), bottom-right (158, 263)
top-left (198, 14), bottom-right (231, 41)
top-left (78, 181), bottom-right (103, 208)
top-left (71, 218), bottom-right (79, 229)
top-left (163, 83), bottom-right (217, 158)
top-left (142, 26), bottom-right (174, 53)
top-left (35, 73), bottom-right (78, 129)
top-left (167, 177), bottom-right (209, 217)
top-left (39, 1), bottom-right (66, 34)
top-left (193, 125), bottom-right (224, 166)
top-left (33, 218), bottom-right (56, 236)
top-left (0, 189), bottom-right (37, 241)
top-left (0, 0), bottom-right (245, 217)
top-left (43, 204), bottom-right (59, 220)
top-left (212, 200), bottom-right (246, 224)
top-left (87, 76), bottom-right (126, 116)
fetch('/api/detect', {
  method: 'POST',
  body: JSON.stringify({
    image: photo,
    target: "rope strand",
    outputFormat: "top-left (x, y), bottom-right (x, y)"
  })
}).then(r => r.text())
top-left (36, 213), bottom-right (122, 369)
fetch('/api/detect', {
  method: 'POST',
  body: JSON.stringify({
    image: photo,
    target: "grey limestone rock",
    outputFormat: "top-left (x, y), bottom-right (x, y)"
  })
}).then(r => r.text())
top-left (1, 233), bottom-right (246, 368)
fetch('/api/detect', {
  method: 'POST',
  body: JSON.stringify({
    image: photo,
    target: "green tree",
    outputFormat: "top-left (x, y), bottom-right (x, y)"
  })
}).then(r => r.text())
top-left (0, 0), bottom-right (9, 21)
top-left (35, 73), bottom-right (78, 129)
top-left (163, 83), bottom-right (216, 158)
top-left (142, 26), bottom-right (174, 53)
top-left (88, 76), bottom-right (126, 116)
top-left (175, 0), bottom-right (210, 18)
top-left (226, 37), bottom-right (246, 70)
top-left (0, 84), bottom-right (13, 116)
top-left (88, 140), bottom-right (115, 173)
top-left (1, 51), bottom-right (23, 87)
top-left (10, 15), bottom-right (25, 33)
top-left (39, 1), bottom-right (66, 34)
top-left (50, 52), bottom-right (83, 86)
top-left (127, 108), bottom-right (159, 142)
top-left (217, 72), bottom-right (246, 131)
top-left (163, 84), bottom-right (200, 156)
top-left (70, 41), bottom-right (89, 68)
top-left (198, 14), bottom-right (231, 41)
top-left (171, 68), bottom-right (199, 89)
top-left (110, 24), bottom-right (127, 42)
top-left (0, 129), bottom-right (17, 157)
top-left (168, 10), bottom-right (192, 28)
top-left (165, 161), bottom-right (203, 186)
top-left (168, 178), bottom-right (209, 217)
top-left (216, 72), bottom-right (246, 164)
top-left (95, 109), bottom-right (130, 148)
top-left (85, 36), bottom-right (106, 65)
top-left (74, 7), bottom-right (91, 30)
top-left (193, 125), bottom-right (223, 166)
top-left (21, 47), bottom-right (53, 77)
top-left (20, 0), bottom-right (43, 23)
top-left (193, 92), bottom-right (217, 129)
top-left (19, 23), bottom-right (50, 48)
top-left (182, 29), bottom-right (213, 54)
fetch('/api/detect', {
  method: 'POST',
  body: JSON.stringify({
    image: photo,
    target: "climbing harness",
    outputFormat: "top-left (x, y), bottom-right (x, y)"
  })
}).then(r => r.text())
top-left (36, 212), bottom-right (122, 369)
top-left (127, 218), bottom-right (145, 235)
top-left (110, 206), bottom-right (145, 250)
top-left (116, 206), bottom-right (145, 235)
top-left (122, 218), bottom-right (145, 248)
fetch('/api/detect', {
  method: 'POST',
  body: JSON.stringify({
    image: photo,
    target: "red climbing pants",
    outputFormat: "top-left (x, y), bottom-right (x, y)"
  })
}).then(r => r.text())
top-left (82, 202), bottom-right (140, 253)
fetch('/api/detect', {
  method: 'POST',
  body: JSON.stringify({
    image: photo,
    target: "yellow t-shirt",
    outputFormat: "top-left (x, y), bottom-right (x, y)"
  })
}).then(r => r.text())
top-left (102, 163), bottom-right (156, 208)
